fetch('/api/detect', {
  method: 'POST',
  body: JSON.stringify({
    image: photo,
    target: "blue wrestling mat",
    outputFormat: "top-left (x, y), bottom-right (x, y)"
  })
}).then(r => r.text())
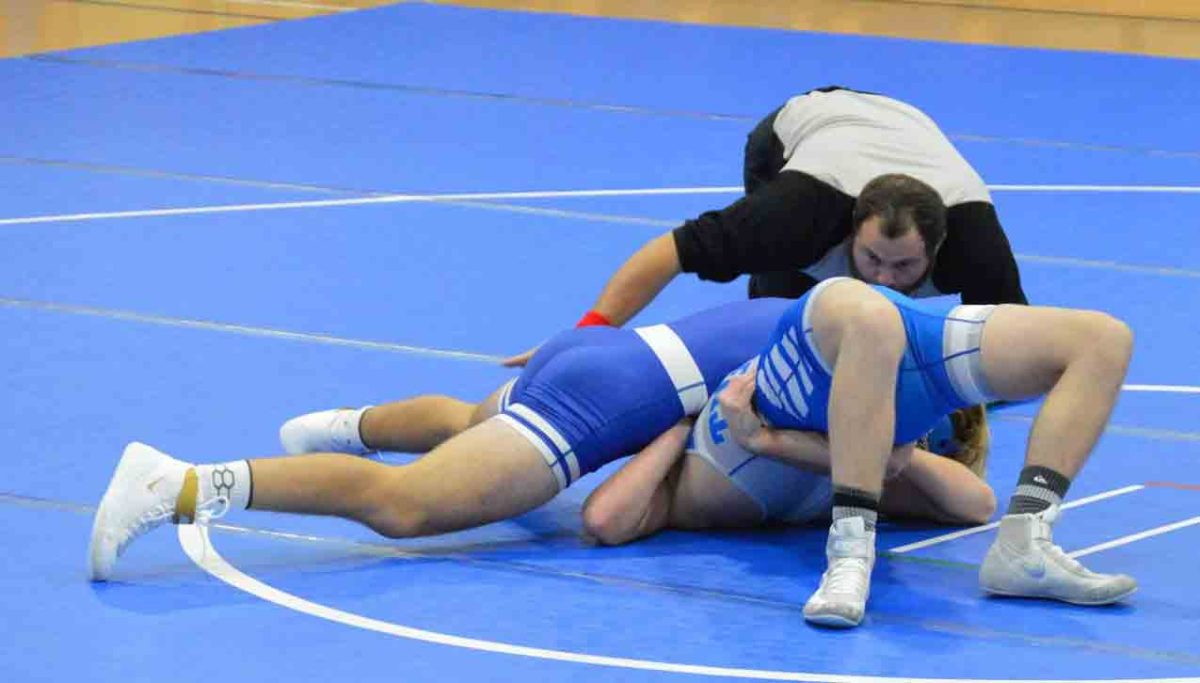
top-left (2, 3), bottom-right (1198, 681)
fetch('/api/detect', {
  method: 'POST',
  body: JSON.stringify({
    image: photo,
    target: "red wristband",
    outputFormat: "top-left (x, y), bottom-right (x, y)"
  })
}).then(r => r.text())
top-left (575, 310), bottom-right (613, 328)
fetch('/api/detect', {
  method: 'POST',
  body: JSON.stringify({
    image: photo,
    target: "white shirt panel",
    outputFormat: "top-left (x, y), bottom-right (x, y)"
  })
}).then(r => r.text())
top-left (775, 90), bottom-right (991, 207)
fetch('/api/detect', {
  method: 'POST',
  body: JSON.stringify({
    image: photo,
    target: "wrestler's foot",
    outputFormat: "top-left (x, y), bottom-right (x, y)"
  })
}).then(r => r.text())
top-left (804, 516), bottom-right (876, 628)
top-left (279, 407), bottom-right (373, 455)
top-left (980, 505), bottom-right (1137, 605)
top-left (88, 443), bottom-right (226, 581)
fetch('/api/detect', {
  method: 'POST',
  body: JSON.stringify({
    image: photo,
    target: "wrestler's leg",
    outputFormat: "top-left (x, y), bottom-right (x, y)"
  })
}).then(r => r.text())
top-left (975, 305), bottom-right (1137, 604)
top-left (256, 417), bottom-right (558, 537)
top-left (978, 305), bottom-right (1132, 481)
top-left (806, 279), bottom-right (905, 516)
top-left (89, 418), bottom-right (557, 580)
top-left (279, 381), bottom-right (514, 455)
top-left (800, 279), bottom-right (906, 627)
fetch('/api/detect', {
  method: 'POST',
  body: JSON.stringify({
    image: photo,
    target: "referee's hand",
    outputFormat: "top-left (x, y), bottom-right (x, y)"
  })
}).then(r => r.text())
top-left (501, 345), bottom-right (539, 368)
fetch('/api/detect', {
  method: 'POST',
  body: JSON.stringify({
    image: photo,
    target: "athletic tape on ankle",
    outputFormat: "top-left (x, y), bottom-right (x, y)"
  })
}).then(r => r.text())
top-left (174, 468), bottom-right (199, 524)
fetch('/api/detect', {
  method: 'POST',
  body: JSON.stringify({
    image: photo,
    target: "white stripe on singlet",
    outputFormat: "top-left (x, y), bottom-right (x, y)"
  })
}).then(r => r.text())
top-left (799, 277), bottom-right (849, 375)
top-left (494, 413), bottom-right (569, 491)
top-left (507, 403), bottom-right (581, 485)
top-left (634, 324), bottom-right (709, 414)
top-left (943, 305), bottom-right (996, 405)
top-left (496, 378), bottom-right (517, 411)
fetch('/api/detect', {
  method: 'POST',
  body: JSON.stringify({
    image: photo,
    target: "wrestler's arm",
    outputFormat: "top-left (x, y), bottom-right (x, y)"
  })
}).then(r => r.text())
top-left (580, 421), bottom-right (692, 546)
top-left (879, 448), bottom-right (997, 525)
top-left (716, 370), bottom-right (831, 470)
top-left (724, 412), bottom-right (917, 481)
top-left (720, 372), bottom-right (988, 521)
top-left (735, 419), bottom-right (993, 524)
top-left (731, 424), bottom-right (833, 472)
top-left (941, 202), bottom-right (1028, 305)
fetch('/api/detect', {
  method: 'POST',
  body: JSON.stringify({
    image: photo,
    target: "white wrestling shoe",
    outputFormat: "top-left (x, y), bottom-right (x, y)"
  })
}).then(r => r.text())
top-left (980, 505), bottom-right (1137, 605)
top-left (88, 442), bottom-right (226, 581)
top-left (803, 516), bottom-right (876, 628)
top-left (279, 407), bottom-right (373, 456)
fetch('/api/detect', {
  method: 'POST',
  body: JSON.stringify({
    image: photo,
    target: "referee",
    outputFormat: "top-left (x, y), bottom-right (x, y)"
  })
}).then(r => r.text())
top-left (508, 86), bottom-right (1027, 363)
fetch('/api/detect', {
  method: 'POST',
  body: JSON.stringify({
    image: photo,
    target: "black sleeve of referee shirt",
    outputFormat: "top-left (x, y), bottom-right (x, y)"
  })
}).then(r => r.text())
top-left (672, 171), bottom-right (855, 283)
top-left (935, 202), bottom-right (1029, 305)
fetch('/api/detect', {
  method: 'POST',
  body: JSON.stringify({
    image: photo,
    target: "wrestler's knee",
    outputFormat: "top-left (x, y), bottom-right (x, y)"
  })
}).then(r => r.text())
top-left (841, 294), bottom-right (905, 356)
top-left (362, 471), bottom-right (432, 539)
top-left (1079, 312), bottom-right (1134, 372)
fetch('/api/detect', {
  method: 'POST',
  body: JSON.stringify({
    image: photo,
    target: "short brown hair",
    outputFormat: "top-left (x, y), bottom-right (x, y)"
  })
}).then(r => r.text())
top-left (853, 174), bottom-right (946, 258)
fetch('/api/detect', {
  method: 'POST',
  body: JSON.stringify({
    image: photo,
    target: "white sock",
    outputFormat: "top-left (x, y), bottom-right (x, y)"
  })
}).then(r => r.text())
top-left (195, 460), bottom-right (253, 511)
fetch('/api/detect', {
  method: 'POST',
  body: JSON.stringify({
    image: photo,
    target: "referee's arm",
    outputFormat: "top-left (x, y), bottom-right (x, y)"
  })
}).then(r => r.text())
top-left (937, 202), bottom-right (1029, 305)
top-left (585, 171), bottom-right (850, 326)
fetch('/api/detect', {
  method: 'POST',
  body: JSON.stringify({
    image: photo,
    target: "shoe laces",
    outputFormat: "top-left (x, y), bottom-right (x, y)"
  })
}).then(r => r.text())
top-left (822, 556), bottom-right (870, 596)
top-left (115, 501), bottom-right (176, 556)
top-left (195, 495), bottom-right (231, 525)
top-left (115, 493), bottom-right (230, 556)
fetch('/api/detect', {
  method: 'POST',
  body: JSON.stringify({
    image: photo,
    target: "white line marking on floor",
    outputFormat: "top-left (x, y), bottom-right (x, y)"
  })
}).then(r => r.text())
top-left (994, 414), bottom-right (1200, 444)
top-left (989, 185), bottom-right (1200, 193)
top-left (889, 485), bottom-right (1145, 554)
top-left (4, 183), bottom-right (1200, 227)
top-left (1123, 385), bottom-right (1200, 394)
top-left (1012, 254), bottom-right (1200, 278)
top-left (9, 296), bottom-right (1200, 395)
top-left (1070, 516), bottom-right (1200, 559)
top-left (0, 187), bottom-right (740, 226)
top-left (178, 524), bottom-right (1199, 682)
top-left (0, 297), bottom-right (503, 363)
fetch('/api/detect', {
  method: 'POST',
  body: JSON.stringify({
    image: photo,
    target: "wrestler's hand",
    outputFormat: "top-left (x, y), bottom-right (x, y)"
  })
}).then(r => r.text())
top-left (501, 344), bottom-right (540, 368)
top-left (718, 370), bottom-right (771, 452)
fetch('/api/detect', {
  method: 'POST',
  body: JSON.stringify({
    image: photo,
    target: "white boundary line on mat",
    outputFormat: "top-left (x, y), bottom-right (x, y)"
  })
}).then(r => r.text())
top-left (4, 183), bottom-right (1200, 227)
top-left (178, 524), bottom-right (1198, 683)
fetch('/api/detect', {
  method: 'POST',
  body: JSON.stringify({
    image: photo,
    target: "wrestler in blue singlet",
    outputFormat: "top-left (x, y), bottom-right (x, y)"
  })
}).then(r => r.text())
top-left (688, 360), bottom-right (833, 524)
top-left (754, 277), bottom-right (999, 445)
top-left (495, 298), bottom-right (792, 490)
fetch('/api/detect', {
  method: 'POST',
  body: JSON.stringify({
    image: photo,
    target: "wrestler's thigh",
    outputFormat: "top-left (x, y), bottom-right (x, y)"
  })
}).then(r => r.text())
top-left (393, 417), bottom-right (560, 532)
top-left (469, 381), bottom-right (512, 426)
top-left (807, 279), bottom-right (901, 368)
top-left (978, 305), bottom-right (1093, 401)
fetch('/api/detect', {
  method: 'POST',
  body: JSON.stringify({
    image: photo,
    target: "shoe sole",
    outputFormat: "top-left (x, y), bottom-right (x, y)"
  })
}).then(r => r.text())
top-left (87, 443), bottom-right (157, 581)
top-left (87, 497), bottom-right (114, 581)
top-left (981, 584), bottom-right (1138, 605)
top-left (804, 612), bottom-right (863, 628)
